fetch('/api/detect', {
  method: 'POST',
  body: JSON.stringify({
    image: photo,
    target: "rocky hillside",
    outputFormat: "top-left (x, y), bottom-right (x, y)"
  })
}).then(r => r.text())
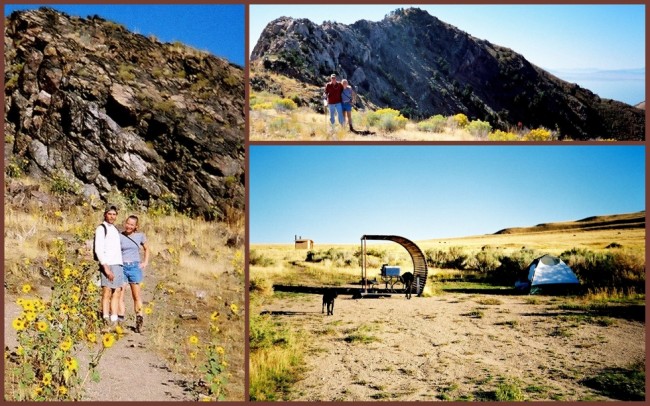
top-left (495, 211), bottom-right (645, 235)
top-left (251, 7), bottom-right (644, 140)
top-left (5, 7), bottom-right (245, 219)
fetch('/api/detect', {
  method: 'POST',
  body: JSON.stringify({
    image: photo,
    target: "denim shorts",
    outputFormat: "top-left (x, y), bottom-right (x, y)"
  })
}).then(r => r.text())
top-left (342, 102), bottom-right (353, 112)
top-left (123, 262), bottom-right (143, 284)
top-left (100, 265), bottom-right (125, 289)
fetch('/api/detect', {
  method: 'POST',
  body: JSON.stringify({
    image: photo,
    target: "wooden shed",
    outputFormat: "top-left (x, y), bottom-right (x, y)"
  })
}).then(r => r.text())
top-left (294, 235), bottom-right (314, 250)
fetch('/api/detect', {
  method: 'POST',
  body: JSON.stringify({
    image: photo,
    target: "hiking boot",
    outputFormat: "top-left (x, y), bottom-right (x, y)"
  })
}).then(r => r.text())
top-left (135, 315), bottom-right (143, 333)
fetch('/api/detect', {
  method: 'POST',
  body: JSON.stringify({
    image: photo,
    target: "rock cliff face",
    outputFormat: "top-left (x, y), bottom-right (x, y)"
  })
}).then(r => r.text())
top-left (251, 8), bottom-right (644, 140)
top-left (5, 7), bottom-right (245, 218)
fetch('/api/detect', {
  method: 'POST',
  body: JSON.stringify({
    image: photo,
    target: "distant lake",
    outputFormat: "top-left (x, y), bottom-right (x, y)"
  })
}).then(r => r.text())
top-left (547, 68), bottom-right (645, 106)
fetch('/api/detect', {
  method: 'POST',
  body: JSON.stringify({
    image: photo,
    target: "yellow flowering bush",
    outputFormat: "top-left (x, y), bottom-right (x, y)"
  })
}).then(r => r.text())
top-left (522, 127), bottom-right (554, 141)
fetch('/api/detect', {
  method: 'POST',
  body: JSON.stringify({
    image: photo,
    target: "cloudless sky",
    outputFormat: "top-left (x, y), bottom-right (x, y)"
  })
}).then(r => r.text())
top-left (250, 4), bottom-right (645, 104)
top-left (5, 4), bottom-right (244, 66)
top-left (250, 146), bottom-right (645, 244)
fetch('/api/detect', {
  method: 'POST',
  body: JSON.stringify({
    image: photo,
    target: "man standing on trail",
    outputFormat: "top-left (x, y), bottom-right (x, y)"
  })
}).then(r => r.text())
top-left (324, 73), bottom-right (344, 129)
top-left (94, 205), bottom-right (124, 332)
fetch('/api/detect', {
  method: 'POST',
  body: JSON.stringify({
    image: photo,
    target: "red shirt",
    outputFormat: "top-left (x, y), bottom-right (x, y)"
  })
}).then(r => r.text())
top-left (325, 82), bottom-right (343, 104)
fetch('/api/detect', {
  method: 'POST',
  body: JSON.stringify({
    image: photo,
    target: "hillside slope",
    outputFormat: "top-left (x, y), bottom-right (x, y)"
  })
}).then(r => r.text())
top-left (495, 211), bottom-right (645, 235)
top-left (5, 7), bottom-right (245, 218)
top-left (251, 7), bottom-right (644, 140)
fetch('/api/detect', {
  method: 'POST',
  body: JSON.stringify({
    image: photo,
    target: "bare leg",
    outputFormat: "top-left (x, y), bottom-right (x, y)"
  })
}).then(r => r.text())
top-left (130, 283), bottom-right (143, 315)
top-left (101, 287), bottom-right (112, 317)
top-left (118, 284), bottom-right (126, 318)
top-left (110, 287), bottom-right (121, 320)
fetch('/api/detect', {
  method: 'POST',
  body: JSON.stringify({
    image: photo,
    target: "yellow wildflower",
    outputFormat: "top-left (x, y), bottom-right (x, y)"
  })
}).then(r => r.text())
top-left (21, 283), bottom-right (32, 293)
top-left (63, 268), bottom-right (72, 279)
top-left (23, 302), bottom-right (35, 313)
top-left (216, 346), bottom-right (225, 355)
top-left (60, 337), bottom-right (73, 352)
top-left (36, 321), bottom-right (48, 332)
top-left (57, 385), bottom-right (67, 396)
top-left (54, 211), bottom-right (63, 217)
top-left (60, 303), bottom-right (69, 314)
top-left (72, 285), bottom-right (81, 293)
top-left (12, 318), bottom-right (26, 331)
top-left (31, 386), bottom-right (43, 398)
top-left (230, 303), bottom-right (238, 314)
top-left (16, 298), bottom-right (24, 306)
top-left (65, 357), bottom-right (79, 372)
top-left (42, 372), bottom-right (52, 386)
top-left (23, 258), bottom-right (31, 266)
top-left (189, 351), bottom-right (197, 359)
top-left (221, 360), bottom-right (228, 367)
top-left (210, 311), bottom-right (219, 321)
top-left (144, 307), bottom-right (153, 315)
top-left (102, 333), bottom-right (115, 348)
top-left (188, 335), bottom-right (199, 345)
top-left (16, 346), bottom-right (24, 356)
top-left (25, 311), bottom-right (37, 322)
top-left (71, 293), bottom-right (80, 304)
top-left (114, 324), bottom-right (124, 336)
top-left (87, 332), bottom-right (97, 343)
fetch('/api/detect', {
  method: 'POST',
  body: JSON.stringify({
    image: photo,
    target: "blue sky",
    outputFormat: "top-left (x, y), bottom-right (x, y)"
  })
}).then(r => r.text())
top-left (250, 4), bottom-right (645, 104)
top-left (5, 4), bottom-right (245, 66)
top-left (250, 146), bottom-right (645, 244)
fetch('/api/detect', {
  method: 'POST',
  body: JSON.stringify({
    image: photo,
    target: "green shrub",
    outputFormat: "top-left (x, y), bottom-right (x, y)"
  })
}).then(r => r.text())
top-left (473, 250), bottom-right (501, 273)
top-left (467, 119), bottom-right (492, 138)
top-left (269, 117), bottom-right (289, 132)
top-left (117, 64), bottom-right (136, 81)
top-left (417, 115), bottom-right (446, 132)
top-left (488, 130), bottom-right (519, 141)
top-left (495, 378), bottom-right (525, 401)
top-left (273, 98), bottom-right (298, 112)
top-left (561, 248), bottom-right (645, 292)
top-left (249, 250), bottom-right (275, 267)
top-left (425, 247), bottom-right (469, 270)
top-left (367, 108), bottom-right (408, 132)
top-left (489, 249), bottom-right (539, 285)
top-left (49, 172), bottom-right (82, 196)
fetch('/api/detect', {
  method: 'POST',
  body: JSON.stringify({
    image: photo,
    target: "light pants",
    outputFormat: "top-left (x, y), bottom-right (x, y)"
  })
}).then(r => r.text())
top-left (328, 103), bottom-right (344, 125)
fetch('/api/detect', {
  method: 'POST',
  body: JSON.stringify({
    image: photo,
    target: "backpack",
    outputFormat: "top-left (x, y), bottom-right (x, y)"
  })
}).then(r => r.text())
top-left (93, 224), bottom-right (107, 261)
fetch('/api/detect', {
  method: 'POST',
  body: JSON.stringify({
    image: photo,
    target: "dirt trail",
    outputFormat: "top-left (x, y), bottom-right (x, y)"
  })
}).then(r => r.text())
top-left (5, 284), bottom-right (191, 401)
top-left (260, 292), bottom-right (645, 401)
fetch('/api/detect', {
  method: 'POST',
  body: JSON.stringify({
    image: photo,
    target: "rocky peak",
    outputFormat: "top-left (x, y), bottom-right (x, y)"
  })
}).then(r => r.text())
top-left (5, 7), bottom-right (245, 218)
top-left (251, 7), bottom-right (644, 140)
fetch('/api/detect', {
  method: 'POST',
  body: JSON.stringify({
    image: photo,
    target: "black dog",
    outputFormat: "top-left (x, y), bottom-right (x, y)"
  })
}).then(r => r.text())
top-left (401, 272), bottom-right (414, 299)
top-left (322, 291), bottom-right (338, 315)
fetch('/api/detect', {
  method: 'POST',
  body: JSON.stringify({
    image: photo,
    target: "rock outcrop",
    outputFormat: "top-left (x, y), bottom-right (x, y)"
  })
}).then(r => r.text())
top-left (5, 7), bottom-right (245, 218)
top-left (251, 8), bottom-right (644, 140)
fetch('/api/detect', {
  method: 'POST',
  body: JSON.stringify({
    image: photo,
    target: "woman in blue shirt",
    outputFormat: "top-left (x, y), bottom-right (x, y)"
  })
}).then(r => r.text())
top-left (119, 215), bottom-right (150, 333)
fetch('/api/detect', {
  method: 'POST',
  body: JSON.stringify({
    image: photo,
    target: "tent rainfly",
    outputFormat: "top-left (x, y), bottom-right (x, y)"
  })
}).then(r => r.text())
top-left (515, 254), bottom-right (580, 294)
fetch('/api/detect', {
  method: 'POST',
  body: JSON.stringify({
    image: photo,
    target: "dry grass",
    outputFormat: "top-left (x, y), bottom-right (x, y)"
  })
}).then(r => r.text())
top-left (249, 108), bottom-right (474, 141)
